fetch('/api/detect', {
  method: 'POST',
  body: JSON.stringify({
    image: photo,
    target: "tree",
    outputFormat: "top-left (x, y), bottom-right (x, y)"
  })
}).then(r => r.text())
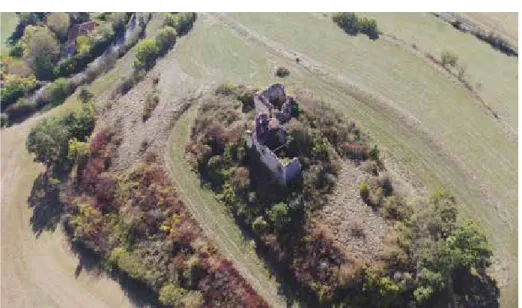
top-left (68, 138), bottom-right (90, 162)
top-left (26, 116), bottom-right (72, 167)
top-left (33, 56), bottom-right (56, 81)
top-left (359, 183), bottom-right (370, 201)
top-left (181, 291), bottom-right (204, 308)
top-left (158, 283), bottom-right (186, 307)
top-left (76, 35), bottom-right (92, 55)
top-left (332, 12), bottom-right (360, 35)
top-left (9, 42), bottom-right (24, 57)
top-left (287, 119), bottom-right (312, 157)
top-left (164, 13), bottom-right (196, 35)
top-left (48, 78), bottom-right (74, 104)
top-left (134, 39), bottom-right (158, 70)
top-left (0, 74), bottom-right (37, 107)
top-left (22, 25), bottom-right (60, 68)
top-left (78, 88), bottom-right (94, 104)
top-left (427, 189), bottom-right (458, 239)
top-left (155, 26), bottom-right (177, 55)
top-left (359, 17), bottom-right (379, 39)
top-left (46, 12), bottom-right (70, 42)
top-left (111, 13), bottom-right (128, 34)
top-left (69, 12), bottom-right (90, 25)
top-left (252, 216), bottom-right (269, 235)
top-left (26, 104), bottom-right (94, 168)
top-left (441, 51), bottom-right (459, 67)
top-left (268, 202), bottom-right (290, 232)
top-left (414, 220), bottom-right (492, 305)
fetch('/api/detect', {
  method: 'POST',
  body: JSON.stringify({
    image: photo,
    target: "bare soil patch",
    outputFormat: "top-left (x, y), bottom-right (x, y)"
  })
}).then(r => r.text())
top-left (316, 162), bottom-right (390, 262)
top-left (98, 58), bottom-right (202, 171)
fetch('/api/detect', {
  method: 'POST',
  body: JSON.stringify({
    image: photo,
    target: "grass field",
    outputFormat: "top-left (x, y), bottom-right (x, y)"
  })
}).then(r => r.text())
top-left (0, 12), bottom-right (17, 55)
top-left (173, 13), bottom-right (517, 307)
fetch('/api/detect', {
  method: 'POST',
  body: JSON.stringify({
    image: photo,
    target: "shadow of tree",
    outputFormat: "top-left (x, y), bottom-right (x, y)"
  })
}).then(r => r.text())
top-left (28, 171), bottom-right (161, 308)
top-left (454, 269), bottom-right (500, 308)
top-left (66, 236), bottom-right (162, 308)
top-left (27, 172), bottom-right (65, 237)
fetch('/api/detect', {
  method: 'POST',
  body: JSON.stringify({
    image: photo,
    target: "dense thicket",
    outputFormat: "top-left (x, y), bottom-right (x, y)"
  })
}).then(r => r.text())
top-left (65, 133), bottom-right (268, 307)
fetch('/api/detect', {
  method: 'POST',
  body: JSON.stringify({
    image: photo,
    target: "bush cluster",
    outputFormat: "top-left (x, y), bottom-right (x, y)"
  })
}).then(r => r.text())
top-left (275, 66), bottom-right (290, 78)
top-left (332, 13), bottom-right (379, 39)
top-left (142, 81), bottom-right (160, 121)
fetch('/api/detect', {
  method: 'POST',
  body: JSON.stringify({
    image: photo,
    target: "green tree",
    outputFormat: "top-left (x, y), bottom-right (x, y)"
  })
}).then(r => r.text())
top-left (159, 283), bottom-right (186, 307)
top-left (78, 87), bottom-right (94, 104)
top-left (164, 13), bottom-right (196, 35)
top-left (427, 189), bottom-right (459, 239)
top-left (26, 104), bottom-right (94, 168)
top-left (48, 78), bottom-right (74, 104)
top-left (22, 25), bottom-right (60, 66)
top-left (111, 13), bottom-right (128, 34)
top-left (76, 35), bottom-right (92, 55)
top-left (441, 51), bottom-right (459, 67)
top-left (46, 12), bottom-right (70, 42)
top-left (155, 26), bottom-right (177, 55)
top-left (287, 119), bottom-right (312, 157)
top-left (181, 291), bottom-right (204, 308)
top-left (26, 116), bottom-right (72, 167)
top-left (332, 12), bottom-right (360, 35)
top-left (252, 216), bottom-right (269, 235)
top-left (33, 56), bottom-right (56, 81)
top-left (9, 42), bottom-right (24, 57)
top-left (68, 138), bottom-right (90, 162)
top-left (359, 17), bottom-right (379, 39)
top-left (134, 39), bottom-right (158, 71)
top-left (360, 183), bottom-right (370, 201)
top-left (0, 74), bottom-right (37, 107)
top-left (268, 202), bottom-right (290, 232)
